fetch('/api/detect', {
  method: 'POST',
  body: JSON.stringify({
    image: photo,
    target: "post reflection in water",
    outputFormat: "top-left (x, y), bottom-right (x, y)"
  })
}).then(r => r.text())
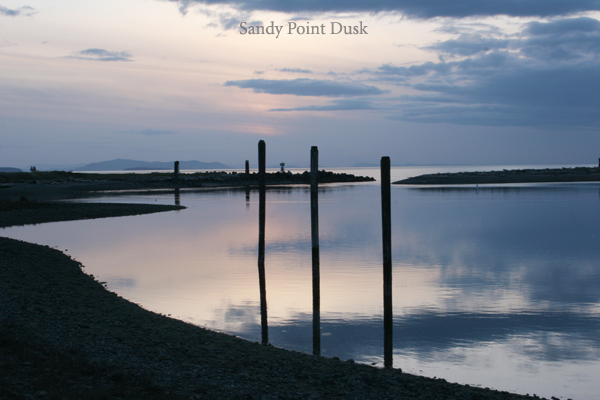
top-left (380, 157), bottom-right (393, 369)
top-left (310, 146), bottom-right (321, 356)
top-left (257, 140), bottom-right (268, 344)
top-left (3, 173), bottom-right (600, 400)
top-left (174, 188), bottom-right (180, 206)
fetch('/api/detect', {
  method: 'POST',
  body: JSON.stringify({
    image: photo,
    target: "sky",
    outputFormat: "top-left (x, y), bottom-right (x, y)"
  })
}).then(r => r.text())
top-left (2, 0), bottom-right (600, 169)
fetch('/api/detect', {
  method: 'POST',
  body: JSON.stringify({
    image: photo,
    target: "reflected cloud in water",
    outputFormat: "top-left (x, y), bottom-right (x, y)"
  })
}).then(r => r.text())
top-left (3, 179), bottom-right (600, 399)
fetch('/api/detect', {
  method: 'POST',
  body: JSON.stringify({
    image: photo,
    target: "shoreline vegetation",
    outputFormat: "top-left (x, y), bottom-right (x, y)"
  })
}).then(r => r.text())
top-left (394, 166), bottom-right (600, 185)
top-left (0, 172), bottom-right (556, 399)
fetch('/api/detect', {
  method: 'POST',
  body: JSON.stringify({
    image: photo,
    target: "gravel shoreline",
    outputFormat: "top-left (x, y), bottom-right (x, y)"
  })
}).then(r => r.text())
top-left (0, 198), bottom-right (556, 399)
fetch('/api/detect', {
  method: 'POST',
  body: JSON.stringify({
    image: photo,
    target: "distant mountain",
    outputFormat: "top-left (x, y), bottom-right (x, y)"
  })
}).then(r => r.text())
top-left (75, 159), bottom-right (232, 172)
top-left (0, 167), bottom-right (21, 172)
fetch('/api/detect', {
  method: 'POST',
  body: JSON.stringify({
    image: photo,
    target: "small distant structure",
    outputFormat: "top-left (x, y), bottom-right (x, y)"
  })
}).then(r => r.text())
top-left (30, 166), bottom-right (37, 172)
top-left (280, 162), bottom-right (285, 173)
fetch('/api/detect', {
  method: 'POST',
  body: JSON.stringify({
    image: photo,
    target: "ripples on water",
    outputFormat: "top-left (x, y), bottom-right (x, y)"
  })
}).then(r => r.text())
top-left (2, 166), bottom-right (600, 399)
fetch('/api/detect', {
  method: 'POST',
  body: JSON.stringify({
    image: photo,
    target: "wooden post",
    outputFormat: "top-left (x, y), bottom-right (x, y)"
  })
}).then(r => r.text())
top-left (245, 160), bottom-right (251, 209)
top-left (381, 156), bottom-right (393, 368)
top-left (311, 146), bottom-right (321, 356)
top-left (174, 161), bottom-right (180, 181)
top-left (258, 140), bottom-right (268, 344)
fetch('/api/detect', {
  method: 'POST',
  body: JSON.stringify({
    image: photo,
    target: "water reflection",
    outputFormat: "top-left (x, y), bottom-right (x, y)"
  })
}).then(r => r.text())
top-left (310, 147), bottom-right (321, 356)
top-left (2, 180), bottom-right (600, 399)
top-left (257, 140), bottom-right (268, 345)
top-left (217, 306), bottom-right (600, 362)
top-left (381, 157), bottom-right (393, 368)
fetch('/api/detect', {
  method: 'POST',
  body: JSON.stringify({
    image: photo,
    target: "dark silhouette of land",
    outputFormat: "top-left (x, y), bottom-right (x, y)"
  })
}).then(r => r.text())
top-left (0, 170), bottom-right (374, 201)
top-left (395, 166), bottom-right (600, 185)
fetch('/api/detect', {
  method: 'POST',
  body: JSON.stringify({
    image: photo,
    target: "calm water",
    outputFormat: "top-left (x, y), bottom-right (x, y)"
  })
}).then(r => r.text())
top-left (2, 166), bottom-right (600, 399)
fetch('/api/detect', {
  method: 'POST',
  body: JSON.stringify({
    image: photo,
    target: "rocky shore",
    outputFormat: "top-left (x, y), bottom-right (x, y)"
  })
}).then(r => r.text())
top-left (0, 191), bottom-right (557, 399)
top-left (394, 166), bottom-right (600, 185)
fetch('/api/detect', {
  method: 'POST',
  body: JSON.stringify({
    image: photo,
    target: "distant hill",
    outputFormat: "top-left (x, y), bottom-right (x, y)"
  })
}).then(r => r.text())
top-left (75, 159), bottom-right (232, 172)
top-left (0, 167), bottom-right (21, 173)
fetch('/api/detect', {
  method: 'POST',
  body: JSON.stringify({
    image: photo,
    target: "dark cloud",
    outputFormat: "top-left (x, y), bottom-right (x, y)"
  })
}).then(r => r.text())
top-left (435, 21), bottom-right (505, 36)
top-left (375, 17), bottom-right (600, 127)
top-left (521, 17), bottom-right (600, 60)
top-left (287, 16), bottom-right (314, 21)
top-left (218, 14), bottom-right (258, 29)
top-left (263, 17), bottom-right (600, 128)
top-left (224, 78), bottom-right (388, 97)
top-left (277, 68), bottom-right (313, 74)
top-left (167, 0), bottom-right (600, 18)
top-left (66, 48), bottom-right (134, 62)
top-left (0, 5), bottom-right (36, 17)
top-left (270, 98), bottom-right (375, 111)
top-left (425, 35), bottom-right (510, 57)
top-left (196, 7), bottom-right (257, 30)
top-left (527, 15), bottom-right (600, 35)
top-left (376, 61), bottom-right (453, 78)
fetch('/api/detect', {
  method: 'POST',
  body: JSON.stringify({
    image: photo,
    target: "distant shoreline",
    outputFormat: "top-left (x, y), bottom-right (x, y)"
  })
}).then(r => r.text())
top-left (394, 166), bottom-right (600, 185)
top-left (0, 170), bottom-right (374, 201)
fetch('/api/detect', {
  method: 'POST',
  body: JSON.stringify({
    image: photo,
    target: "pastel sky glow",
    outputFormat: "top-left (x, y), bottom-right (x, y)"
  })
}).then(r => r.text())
top-left (2, 0), bottom-right (600, 169)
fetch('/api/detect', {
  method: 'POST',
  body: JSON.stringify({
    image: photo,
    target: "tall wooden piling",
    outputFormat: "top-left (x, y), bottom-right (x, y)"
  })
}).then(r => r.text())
top-left (258, 140), bottom-right (268, 344)
top-left (245, 160), bottom-right (251, 208)
top-left (174, 161), bottom-right (180, 181)
top-left (381, 156), bottom-right (393, 368)
top-left (311, 146), bottom-right (321, 356)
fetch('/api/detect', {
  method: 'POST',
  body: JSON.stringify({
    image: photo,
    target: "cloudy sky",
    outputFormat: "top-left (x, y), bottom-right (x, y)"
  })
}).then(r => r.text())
top-left (2, 0), bottom-right (600, 169)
